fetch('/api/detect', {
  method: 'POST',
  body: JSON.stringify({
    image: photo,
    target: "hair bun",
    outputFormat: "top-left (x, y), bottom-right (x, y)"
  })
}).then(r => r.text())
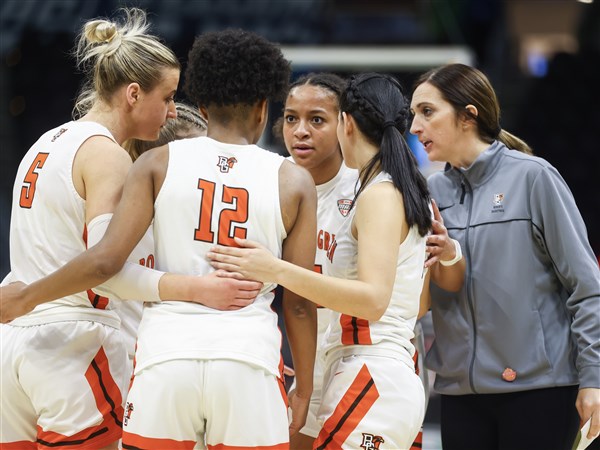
top-left (84, 20), bottom-right (118, 45)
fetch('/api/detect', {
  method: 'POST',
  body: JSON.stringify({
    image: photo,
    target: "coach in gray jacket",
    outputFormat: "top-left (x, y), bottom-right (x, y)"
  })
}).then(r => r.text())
top-left (411, 63), bottom-right (599, 450)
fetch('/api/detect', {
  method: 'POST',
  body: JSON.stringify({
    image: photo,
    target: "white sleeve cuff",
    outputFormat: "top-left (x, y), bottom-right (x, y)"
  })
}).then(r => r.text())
top-left (440, 239), bottom-right (463, 267)
top-left (87, 213), bottom-right (162, 302)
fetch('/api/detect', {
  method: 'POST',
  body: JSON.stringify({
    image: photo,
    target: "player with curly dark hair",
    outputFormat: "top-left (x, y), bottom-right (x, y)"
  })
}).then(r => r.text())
top-left (184, 28), bottom-right (290, 108)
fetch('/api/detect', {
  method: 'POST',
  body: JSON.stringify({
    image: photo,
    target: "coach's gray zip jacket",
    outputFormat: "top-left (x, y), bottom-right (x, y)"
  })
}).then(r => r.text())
top-left (426, 140), bottom-right (600, 395)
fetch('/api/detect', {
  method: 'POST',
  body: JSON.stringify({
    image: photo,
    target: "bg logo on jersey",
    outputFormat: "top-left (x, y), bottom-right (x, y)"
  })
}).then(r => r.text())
top-left (217, 156), bottom-right (238, 173)
top-left (360, 433), bottom-right (384, 449)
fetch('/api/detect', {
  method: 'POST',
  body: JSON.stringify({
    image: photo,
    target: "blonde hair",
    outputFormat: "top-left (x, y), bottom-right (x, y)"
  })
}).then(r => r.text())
top-left (72, 8), bottom-right (180, 119)
top-left (123, 102), bottom-right (207, 161)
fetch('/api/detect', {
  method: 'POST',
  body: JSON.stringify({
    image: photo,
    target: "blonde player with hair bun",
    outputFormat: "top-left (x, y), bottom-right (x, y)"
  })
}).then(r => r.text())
top-left (0, 9), bottom-right (259, 450)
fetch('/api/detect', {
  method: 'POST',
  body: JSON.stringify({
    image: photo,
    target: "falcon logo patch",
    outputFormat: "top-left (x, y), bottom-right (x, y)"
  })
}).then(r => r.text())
top-left (217, 156), bottom-right (238, 173)
top-left (360, 433), bottom-right (384, 449)
top-left (124, 401), bottom-right (134, 426)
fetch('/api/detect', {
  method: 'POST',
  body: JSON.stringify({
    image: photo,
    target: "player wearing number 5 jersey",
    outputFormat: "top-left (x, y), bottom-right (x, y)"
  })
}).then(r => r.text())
top-left (0, 8), bottom-right (181, 450)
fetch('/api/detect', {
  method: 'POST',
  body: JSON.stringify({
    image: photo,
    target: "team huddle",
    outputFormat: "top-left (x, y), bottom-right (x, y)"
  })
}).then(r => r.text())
top-left (1, 7), bottom-right (598, 450)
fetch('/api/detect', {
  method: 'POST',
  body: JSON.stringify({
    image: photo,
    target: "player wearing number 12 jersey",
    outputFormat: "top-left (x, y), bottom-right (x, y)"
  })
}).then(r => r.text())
top-left (121, 29), bottom-right (317, 448)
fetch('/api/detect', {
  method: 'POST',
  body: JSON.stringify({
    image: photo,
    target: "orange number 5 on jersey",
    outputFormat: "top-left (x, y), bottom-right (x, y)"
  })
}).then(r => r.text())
top-left (19, 152), bottom-right (49, 208)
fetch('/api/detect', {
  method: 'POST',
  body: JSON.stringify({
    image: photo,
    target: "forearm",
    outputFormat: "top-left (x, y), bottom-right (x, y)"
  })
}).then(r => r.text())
top-left (276, 260), bottom-right (388, 321)
top-left (283, 291), bottom-right (317, 396)
top-left (158, 272), bottom-right (198, 301)
top-left (22, 244), bottom-right (124, 309)
top-left (430, 258), bottom-right (465, 292)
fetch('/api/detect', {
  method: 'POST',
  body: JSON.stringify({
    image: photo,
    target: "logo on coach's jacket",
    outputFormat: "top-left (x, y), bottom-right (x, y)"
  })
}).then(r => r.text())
top-left (217, 156), bottom-right (238, 173)
top-left (337, 199), bottom-right (353, 217)
top-left (360, 433), bottom-right (384, 449)
top-left (492, 193), bottom-right (505, 214)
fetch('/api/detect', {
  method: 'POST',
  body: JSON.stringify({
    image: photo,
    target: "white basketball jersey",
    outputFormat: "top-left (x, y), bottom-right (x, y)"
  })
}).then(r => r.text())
top-left (324, 172), bottom-right (428, 360)
top-left (9, 121), bottom-right (120, 327)
top-left (133, 136), bottom-right (287, 376)
top-left (314, 164), bottom-right (358, 347)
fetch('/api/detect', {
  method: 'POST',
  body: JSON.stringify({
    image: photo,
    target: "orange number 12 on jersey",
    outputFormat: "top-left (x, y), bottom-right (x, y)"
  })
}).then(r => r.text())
top-left (19, 152), bottom-right (49, 208)
top-left (195, 178), bottom-right (249, 246)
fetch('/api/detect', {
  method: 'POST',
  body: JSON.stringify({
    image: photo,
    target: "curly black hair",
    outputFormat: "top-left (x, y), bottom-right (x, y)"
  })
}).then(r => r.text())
top-left (184, 29), bottom-right (291, 107)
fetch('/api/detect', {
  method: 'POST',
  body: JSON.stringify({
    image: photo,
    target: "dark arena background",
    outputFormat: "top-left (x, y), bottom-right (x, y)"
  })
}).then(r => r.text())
top-left (1, 1), bottom-right (599, 448)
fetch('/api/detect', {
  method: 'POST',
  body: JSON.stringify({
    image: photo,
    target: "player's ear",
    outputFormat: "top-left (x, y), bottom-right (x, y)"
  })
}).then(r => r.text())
top-left (341, 111), bottom-right (354, 136)
top-left (199, 105), bottom-right (208, 121)
top-left (258, 99), bottom-right (268, 125)
top-left (126, 83), bottom-right (141, 107)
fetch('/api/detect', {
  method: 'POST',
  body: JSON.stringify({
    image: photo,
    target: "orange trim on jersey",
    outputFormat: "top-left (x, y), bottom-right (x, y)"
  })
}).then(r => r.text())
top-left (314, 364), bottom-right (379, 449)
top-left (82, 225), bottom-right (110, 310)
top-left (340, 314), bottom-right (372, 345)
top-left (207, 443), bottom-right (288, 450)
top-left (277, 355), bottom-right (289, 409)
top-left (122, 432), bottom-right (195, 450)
top-left (0, 441), bottom-right (36, 449)
top-left (86, 289), bottom-right (109, 310)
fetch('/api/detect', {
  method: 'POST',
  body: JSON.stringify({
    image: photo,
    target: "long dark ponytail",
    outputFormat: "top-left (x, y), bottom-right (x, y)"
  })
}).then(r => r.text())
top-left (340, 73), bottom-right (432, 236)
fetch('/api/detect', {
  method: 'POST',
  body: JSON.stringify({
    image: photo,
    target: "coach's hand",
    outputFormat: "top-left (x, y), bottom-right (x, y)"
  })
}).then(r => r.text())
top-left (577, 387), bottom-right (600, 440)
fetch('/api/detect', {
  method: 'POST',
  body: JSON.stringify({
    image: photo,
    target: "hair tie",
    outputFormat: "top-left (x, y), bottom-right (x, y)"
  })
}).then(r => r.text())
top-left (382, 120), bottom-right (396, 130)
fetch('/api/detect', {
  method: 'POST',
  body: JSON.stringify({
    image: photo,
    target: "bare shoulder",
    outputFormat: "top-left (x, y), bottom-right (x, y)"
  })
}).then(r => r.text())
top-left (133, 143), bottom-right (169, 170)
top-left (77, 135), bottom-right (132, 168)
top-left (130, 143), bottom-right (170, 197)
top-left (357, 180), bottom-right (403, 209)
top-left (354, 181), bottom-right (406, 241)
top-left (279, 159), bottom-right (315, 196)
top-left (278, 159), bottom-right (317, 233)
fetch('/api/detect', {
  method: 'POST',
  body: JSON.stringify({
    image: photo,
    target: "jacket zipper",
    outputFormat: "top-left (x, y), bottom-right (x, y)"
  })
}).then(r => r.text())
top-left (461, 174), bottom-right (478, 393)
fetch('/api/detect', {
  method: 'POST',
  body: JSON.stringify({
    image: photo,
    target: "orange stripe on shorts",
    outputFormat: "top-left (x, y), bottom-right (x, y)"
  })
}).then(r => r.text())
top-left (122, 431), bottom-right (195, 450)
top-left (410, 429), bottom-right (423, 449)
top-left (0, 441), bottom-right (37, 450)
top-left (85, 346), bottom-right (124, 432)
top-left (36, 423), bottom-right (117, 449)
top-left (314, 364), bottom-right (379, 449)
top-left (35, 347), bottom-right (124, 448)
top-left (208, 443), bottom-right (289, 450)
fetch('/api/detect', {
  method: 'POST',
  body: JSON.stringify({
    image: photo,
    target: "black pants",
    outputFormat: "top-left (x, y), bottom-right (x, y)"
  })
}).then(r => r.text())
top-left (440, 386), bottom-right (580, 450)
